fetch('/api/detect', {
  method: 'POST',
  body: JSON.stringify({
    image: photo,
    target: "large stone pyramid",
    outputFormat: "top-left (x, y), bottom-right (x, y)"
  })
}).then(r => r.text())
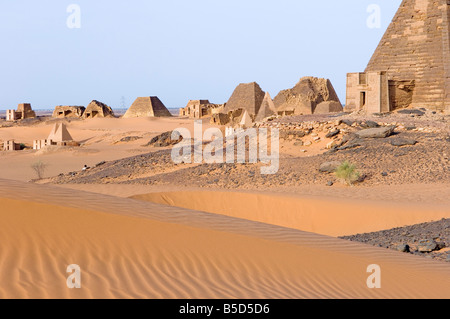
top-left (123, 97), bottom-right (172, 118)
top-left (365, 0), bottom-right (450, 112)
top-left (223, 82), bottom-right (266, 117)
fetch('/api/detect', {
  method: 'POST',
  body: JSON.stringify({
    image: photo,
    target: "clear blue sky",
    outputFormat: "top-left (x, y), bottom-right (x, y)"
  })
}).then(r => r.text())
top-left (0, 0), bottom-right (402, 110)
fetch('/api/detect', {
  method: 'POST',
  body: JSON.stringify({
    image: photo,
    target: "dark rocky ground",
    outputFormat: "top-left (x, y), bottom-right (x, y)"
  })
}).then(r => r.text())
top-left (49, 129), bottom-right (449, 189)
top-left (340, 219), bottom-right (450, 262)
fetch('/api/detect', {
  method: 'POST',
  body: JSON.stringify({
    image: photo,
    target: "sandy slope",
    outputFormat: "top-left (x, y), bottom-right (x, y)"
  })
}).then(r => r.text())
top-left (0, 179), bottom-right (449, 299)
top-left (131, 191), bottom-right (450, 237)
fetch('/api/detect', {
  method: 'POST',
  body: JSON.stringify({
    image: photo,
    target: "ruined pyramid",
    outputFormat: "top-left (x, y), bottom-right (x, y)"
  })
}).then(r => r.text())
top-left (123, 97), bottom-right (172, 118)
top-left (365, 0), bottom-right (450, 112)
top-left (83, 100), bottom-right (115, 119)
top-left (274, 77), bottom-right (342, 115)
top-left (47, 123), bottom-right (74, 142)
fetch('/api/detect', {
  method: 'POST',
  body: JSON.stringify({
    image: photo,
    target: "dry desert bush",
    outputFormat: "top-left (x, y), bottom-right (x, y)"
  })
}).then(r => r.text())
top-left (335, 161), bottom-right (360, 186)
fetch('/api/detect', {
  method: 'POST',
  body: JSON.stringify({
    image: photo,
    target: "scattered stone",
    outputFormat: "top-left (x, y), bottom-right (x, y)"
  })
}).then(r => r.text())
top-left (389, 138), bottom-right (418, 147)
top-left (341, 119), bottom-right (355, 126)
top-left (361, 121), bottom-right (380, 128)
top-left (319, 161), bottom-right (342, 173)
top-left (326, 181), bottom-right (334, 187)
top-left (396, 244), bottom-right (410, 253)
top-left (304, 141), bottom-right (312, 146)
top-left (294, 141), bottom-right (304, 146)
top-left (326, 129), bottom-right (340, 138)
top-left (120, 136), bottom-right (142, 143)
top-left (95, 161), bottom-right (106, 167)
top-left (337, 142), bottom-right (362, 151)
top-left (145, 131), bottom-right (183, 147)
top-left (326, 141), bottom-right (337, 149)
top-left (418, 239), bottom-right (438, 253)
top-left (381, 172), bottom-right (388, 177)
top-left (397, 109), bottom-right (425, 116)
top-left (356, 126), bottom-right (395, 139)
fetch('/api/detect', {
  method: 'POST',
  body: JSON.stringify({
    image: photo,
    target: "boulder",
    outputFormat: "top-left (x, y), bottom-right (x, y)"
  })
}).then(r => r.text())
top-left (145, 131), bottom-right (183, 147)
top-left (356, 126), bottom-right (395, 138)
top-left (326, 129), bottom-right (340, 138)
top-left (361, 120), bottom-right (380, 128)
top-left (319, 161), bottom-right (342, 173)
top-left (396, 244), bottom-right (410, 253)
top-left (418, 239), bottom-right (438, 253)
top-left (389, 138), bottom-right (417, 146)
top-left (397, 109), bottom-right (425, 116)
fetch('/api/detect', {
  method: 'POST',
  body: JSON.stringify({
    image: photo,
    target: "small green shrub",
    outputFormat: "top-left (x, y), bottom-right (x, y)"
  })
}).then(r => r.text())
top-left (335, 161), bottom-right (360, 186)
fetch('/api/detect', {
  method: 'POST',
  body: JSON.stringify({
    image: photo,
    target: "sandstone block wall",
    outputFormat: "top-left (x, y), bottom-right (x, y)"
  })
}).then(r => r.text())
top-left (365, 0), bottom-right (450, 112)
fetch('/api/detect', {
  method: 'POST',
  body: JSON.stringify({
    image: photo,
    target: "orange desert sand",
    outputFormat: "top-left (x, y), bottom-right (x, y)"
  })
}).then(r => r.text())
top-left (0, 116), bottom-right (449, 299)
top-left (0, 179), bottom-right (450, 299)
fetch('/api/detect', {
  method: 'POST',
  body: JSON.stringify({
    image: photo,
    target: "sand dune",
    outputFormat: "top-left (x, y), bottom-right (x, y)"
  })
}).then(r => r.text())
top-left (0, 179), bottom-right (449, 299)
top-left (131, 191), bottom-right (450, 237)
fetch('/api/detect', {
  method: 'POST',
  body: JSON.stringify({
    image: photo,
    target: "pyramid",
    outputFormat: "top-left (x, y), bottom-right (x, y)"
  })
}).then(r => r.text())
top-left (255, 92), bottom-right (277, 122)
top-left (224, 82), bottom-right (266, 117)
top-left (238, 110), bottom-right (253, 128)
top-left (364, 0), bottom-right (450, 112)
top-left (123, 97), bottom-right (172, 118)
top-left (47, 123), bottom-right (73, 142)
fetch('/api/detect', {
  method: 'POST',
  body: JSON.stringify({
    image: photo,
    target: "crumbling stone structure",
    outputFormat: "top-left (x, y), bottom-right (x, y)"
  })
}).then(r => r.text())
top-left (6, 103), bottom-right (36, 121)
top-left (179, 100), bottom-right (224, 118)
top-left (346, 0), bottom-right (450, 113)
top-left (33, 123), bottom-right (79, 150)
top-left (53, 106), bottom-right (85, 118)
top-left (274, 77), bottom-right (343, 116)
top-left (3, 140), bottom-right (21, 151)
top-left (83, 100), bottom-right (115, 119)
top-left (123, 97), bottom-right (172, 118)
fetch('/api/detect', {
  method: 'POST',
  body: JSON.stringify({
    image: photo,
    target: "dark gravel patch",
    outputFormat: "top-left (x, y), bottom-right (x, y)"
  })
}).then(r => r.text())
top-left (340, 219), bottom-right (450, 262)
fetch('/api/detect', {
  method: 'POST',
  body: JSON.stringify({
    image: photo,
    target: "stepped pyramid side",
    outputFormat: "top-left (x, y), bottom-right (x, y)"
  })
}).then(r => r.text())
top-left (123, 97), bottom-right (172, 118)
top-left (365, 0), bottom-right (450, 111)
top-left (224, 82), bottom-right (266, 117)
